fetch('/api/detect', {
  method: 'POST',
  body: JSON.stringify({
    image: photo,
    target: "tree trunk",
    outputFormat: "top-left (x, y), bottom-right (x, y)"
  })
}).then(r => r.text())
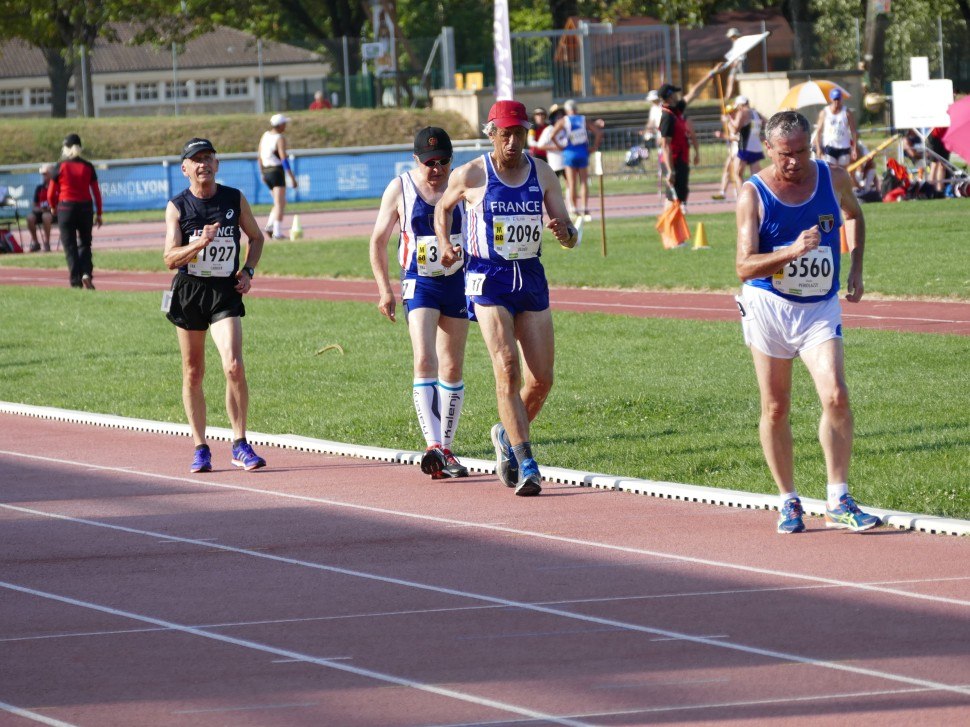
top-left (549, 0), bottom-right (577, 30)
top-left (42, 47), bottom-right (73, 118)
top-left (864, 0), bottom-right (890, 94)
top-left (785, 0), bottom-right (815, 71)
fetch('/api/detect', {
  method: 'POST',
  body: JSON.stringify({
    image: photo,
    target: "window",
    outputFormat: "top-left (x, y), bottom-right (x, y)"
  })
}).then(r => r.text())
top-left (29, 87), bottom-right (51, 106)
top-left (135, 82), bottom-right (159, 101)
top-left (0, 88), bottom-right (23, 107)
top-left (105, 83), bottom-right (129, 103)
top-left (67, 89), bottom-right (76, 107)
top-left (224, 78), bottom-right (249, 97)
top-left (194, 79), bottom-right (219, 98)
top-left (165, 80), bottom-right (188, 99)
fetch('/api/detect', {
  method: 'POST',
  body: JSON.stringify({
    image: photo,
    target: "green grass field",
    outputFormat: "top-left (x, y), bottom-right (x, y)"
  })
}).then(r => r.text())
top-left (0, 287), bottom-right (967, 519)
top-left (2, 198), bottom-right (968, 519)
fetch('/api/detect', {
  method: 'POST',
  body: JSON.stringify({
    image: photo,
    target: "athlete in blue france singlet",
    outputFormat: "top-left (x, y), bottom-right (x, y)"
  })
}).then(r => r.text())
top-left (745, 160), bottom-right (842, 303)
top-left (464, 153), bottom-right (549, 314)
top-left (398, 171), bottom-right (466, 318)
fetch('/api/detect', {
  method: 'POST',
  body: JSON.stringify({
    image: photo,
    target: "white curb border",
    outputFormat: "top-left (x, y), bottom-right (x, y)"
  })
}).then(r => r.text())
top-left (2, 401), bottom-right (967, 537)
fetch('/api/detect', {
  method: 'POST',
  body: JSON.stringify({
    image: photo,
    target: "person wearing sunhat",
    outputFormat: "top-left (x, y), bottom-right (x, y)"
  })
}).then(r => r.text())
top-left (433, 99), bottom-right (578, 497)
top-left (258, 113), bottom-right (298, 239)
top-left (527, 107), bottom-right (549, 162)
top-left (48, 133), bottom-right (102, 289)
top-left (813, 87), bottom-right (858, 168)
top-left (368, 126), bottom-right (471, 481)
top-left (163, 137), bottom-right (267, 475)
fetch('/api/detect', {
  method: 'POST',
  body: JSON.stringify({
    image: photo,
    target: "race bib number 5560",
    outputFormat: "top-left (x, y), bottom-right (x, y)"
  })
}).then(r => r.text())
top-left (772, 246), bottom-right (834, 297)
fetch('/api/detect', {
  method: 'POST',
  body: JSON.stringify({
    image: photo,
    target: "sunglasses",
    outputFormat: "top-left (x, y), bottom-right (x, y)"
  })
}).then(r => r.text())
top-left (422, 157), bottom-right (452, 168)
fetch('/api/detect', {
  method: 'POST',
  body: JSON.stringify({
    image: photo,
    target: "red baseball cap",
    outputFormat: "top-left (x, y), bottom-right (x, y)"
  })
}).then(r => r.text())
top-left (487, 100), bottom-right (531, 129)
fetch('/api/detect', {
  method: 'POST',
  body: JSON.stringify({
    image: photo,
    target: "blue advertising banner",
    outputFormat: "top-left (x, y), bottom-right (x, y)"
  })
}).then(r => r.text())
top-left (1, 147), bottom-right (485, 215)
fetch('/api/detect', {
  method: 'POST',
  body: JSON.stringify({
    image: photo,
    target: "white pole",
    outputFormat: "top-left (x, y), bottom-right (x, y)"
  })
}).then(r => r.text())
top-left (493, 0), bottom-right (514, 99)
top-left (342, 36), bottom-right (352, 107)
top-left (171, 42), bottom-right (179, 116)
top-left (257, 38), bottom-right (265, 114)
top-left (937, 16), bottom-right (945, 79)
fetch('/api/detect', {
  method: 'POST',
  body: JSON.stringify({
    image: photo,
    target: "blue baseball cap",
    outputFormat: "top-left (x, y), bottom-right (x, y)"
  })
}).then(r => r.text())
top-left (830, 88), bottom-right (842, 101)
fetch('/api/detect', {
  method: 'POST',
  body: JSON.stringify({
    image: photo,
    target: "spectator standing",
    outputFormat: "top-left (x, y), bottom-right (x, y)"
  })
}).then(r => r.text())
top-left (926, 127), bottom-right (950, 196)
top-left (537, 104), bottom-right (568, 180)
top-left (527, 107), bottom-right (549, 162)
top-left (551, 99), bottom-right (602, 221)
top-left (813, 88), bottom-right (857, 168)
top-left (258, 114), bottom-right (298, 239)
top-left (309, 91), bottom-right (332, 110)
top-left (48, 133), bottom-right (102, 289)
top-left (27, 164), bottom-right (54, 252)
top-left (369, 127), bottom-right (470, 480)
top-left (163, 138), bottom-right (267, 474)
top-left (657, 69), bottom-right (718, 209)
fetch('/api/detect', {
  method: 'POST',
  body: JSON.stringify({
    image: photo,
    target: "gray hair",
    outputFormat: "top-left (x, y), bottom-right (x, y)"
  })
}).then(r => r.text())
top-left (482, 120), bottom-right (497, 137)
top-left (563, 99), bottom-right (577, 113)
top-left (764, 111), bottom-right (811, 145)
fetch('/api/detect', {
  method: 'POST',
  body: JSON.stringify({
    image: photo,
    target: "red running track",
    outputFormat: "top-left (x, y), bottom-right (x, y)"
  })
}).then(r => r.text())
top-left (1, 415), bottom-right (969, 726)
top-left (3, 266), bottom-right (970, 336)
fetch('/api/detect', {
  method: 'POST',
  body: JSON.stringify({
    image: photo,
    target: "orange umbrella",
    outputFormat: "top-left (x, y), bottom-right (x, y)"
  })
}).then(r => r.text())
top-left (778, 81), bottom-right (851, 111)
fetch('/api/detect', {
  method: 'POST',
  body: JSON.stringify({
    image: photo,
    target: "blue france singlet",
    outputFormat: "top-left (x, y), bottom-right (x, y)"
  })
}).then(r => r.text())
top-left (745, 161), bottom-right (842, 303)
top-left (397, 171), bottom-right (463, 279)
top-left (465, 153), bottom-right (544, 267)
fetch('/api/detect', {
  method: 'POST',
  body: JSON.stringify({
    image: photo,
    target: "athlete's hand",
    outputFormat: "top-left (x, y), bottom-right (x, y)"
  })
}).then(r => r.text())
top-left (547, 217), bottom-right (576, 248)
top-left (378, 291), bottom-right (396, 322)
top-left (441, 244), bottom-right (462, 268)
top-left (200, 222), bottom-right (219, 247)
top-left (793, 225), bottom-right (820, 256)
top-left (845, 268), bottom-right (864, 303)
top-left (234, 269), bottom-right (252, 294)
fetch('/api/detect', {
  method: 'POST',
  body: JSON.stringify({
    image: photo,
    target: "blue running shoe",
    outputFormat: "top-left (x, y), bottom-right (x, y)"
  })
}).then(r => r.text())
top-left (490, 423), bottom-right (518, 487)
top-left (825, 494), bottom-right (880, 532)
top-left (514, 457), bottom-right (542, 497)
top-left (190, 445), bottom-right (212, 473)
top-left (777, 497), bottom-right (806, 534)
top-left (231, 441), bottom-right (266, 471)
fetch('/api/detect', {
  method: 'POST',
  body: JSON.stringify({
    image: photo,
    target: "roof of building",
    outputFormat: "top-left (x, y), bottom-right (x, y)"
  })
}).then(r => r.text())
top-left (0, 24), bottom-right (323, 80)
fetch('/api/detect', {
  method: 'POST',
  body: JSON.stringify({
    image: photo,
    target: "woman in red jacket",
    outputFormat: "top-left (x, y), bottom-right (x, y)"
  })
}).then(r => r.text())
top-left (48, 133), bottom-right (103, 289)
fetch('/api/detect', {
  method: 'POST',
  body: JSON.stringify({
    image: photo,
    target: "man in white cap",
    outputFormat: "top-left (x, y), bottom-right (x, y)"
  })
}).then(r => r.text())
top-left (258, 114), bottom-right (298, 239)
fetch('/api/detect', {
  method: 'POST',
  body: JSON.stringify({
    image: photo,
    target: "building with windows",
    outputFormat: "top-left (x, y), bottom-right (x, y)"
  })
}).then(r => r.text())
top-left (0, 24), bottom-right (329, 117)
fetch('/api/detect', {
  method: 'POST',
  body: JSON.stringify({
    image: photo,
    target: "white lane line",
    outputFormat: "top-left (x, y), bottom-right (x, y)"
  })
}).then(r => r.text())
top-left (0, 700), bottom-right (78, 727)
top-left (0, 580), bottom-right (593, 727)
top-left (4, 503), bottom-right (970, 697)
top-left (3, 449), bottom-right (968, 608)
top-left (5, 577), bottom-right (964, 646)
top-left (172, 701), bottom-right (317, 714)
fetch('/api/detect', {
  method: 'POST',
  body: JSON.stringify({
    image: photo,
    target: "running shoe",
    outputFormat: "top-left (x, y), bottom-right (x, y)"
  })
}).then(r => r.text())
top-left (432, 449), bottom-right (469, 479)
top-left (420, 445), bottom-right (446, 475)
top-left (231, 441), bottom-right (266, 471)
top-left (190, 445), bottom-right (212, 473)
top-left (777, 497), bottom-right (806, 534)
top-left (825, 494), bottom-right (881, 532)
top-left (711, 192), bottom-right (726, 200)
top-left (514, 457), bottom-right (542, 497)
top-left (81, 274), bottom-right (95, 290)
top-left (583, 211), bottom-right (592, 222)
top-left (490, 423), bottom-right (518, 487)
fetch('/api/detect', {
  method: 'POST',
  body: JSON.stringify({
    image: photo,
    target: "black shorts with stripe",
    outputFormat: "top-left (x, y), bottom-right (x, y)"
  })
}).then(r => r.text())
top-left (262, 166), bottom-right (285, 190)
top-left (166, 273), bottom-right (245, 331)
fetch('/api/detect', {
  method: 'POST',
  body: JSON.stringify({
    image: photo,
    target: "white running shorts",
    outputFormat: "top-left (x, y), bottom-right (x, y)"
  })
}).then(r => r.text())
top-left (736, 285), bottom-right (843, 359)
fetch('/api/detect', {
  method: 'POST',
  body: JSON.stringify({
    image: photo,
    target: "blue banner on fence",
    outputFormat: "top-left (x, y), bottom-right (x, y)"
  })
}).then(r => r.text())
top-left (1, 148), bottom-right (483, 214)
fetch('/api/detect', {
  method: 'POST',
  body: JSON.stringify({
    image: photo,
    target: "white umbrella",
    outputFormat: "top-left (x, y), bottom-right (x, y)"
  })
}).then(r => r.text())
top-left (778, 81), bottom-right (851, 111)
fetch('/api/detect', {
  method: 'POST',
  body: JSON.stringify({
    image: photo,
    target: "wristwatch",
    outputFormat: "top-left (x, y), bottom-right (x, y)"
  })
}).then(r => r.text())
top-left (243, 266), bottom-right (255, 278)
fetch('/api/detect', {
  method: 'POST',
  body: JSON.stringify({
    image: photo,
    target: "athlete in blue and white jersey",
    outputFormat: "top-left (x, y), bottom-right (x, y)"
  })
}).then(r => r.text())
top-left (735, 110), bottom-right (879, 535)
top-left (550, 99), bottom-right (602, 220)
top-left (369, 127), bottom-right (470, 480)
top-left (435, 100), bottom-right (578, 497)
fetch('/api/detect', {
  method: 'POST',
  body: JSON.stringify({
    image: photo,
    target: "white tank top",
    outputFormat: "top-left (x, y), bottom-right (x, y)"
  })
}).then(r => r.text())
top-left (821, 107), bottom-right (852, 149)
top-left (259, 131), bottom-right (282, 167)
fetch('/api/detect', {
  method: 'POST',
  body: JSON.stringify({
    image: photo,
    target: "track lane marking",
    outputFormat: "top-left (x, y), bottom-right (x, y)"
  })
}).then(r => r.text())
top-left (0, 580), bottom-right (593, 727)
top-left (2, 450), bottom-right (968, 608)
top-left (4, 502), bottom-right (970, 697)
top-left (0, 700), bottom-right (78, 727)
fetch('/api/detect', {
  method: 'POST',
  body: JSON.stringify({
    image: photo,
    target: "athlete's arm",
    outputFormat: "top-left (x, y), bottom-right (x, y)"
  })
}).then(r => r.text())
top-left (368, 180), bottom-right (403, 322)
top-left (536, 160), bottom-right (577, 248)
top-left (831, 165), bottom-right (865, 302)
top-left (550, 118), bottom-right (567, 149)
top-left (236, 194), bottom-right (264, 294)
top-left (278, 136), bottom-right (298, 188)
top-left (735, 181), bottom-right (820, 282)
top-left (437, 159), bottom-right (483, 267)
top-left (163, 201), bottom-right (216, 270)
top-left (847, 109), bottom-right (859, 161)
top-left (587, 119), bottom-right (603, 154)
top-left (813, 110), bottom-right (825, 157)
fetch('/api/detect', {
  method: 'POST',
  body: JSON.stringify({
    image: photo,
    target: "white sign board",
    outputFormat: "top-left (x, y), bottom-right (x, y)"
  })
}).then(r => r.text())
top-left (362, 42), bottom-right (387, 60)
top-left (910, 57), bottom-right (930, 83)
top-left (891, 79), bottom-right (953, 129)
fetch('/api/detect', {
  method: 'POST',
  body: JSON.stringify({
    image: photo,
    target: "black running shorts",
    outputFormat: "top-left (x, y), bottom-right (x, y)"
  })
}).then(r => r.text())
top-left (166, 273), bottom-right (245, 331)
top-left (262, 166), bottom-right (285, 190)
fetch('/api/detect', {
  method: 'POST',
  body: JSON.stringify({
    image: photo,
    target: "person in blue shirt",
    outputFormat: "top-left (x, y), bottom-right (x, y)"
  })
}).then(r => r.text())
top-left (434, 100), bottom-right (578, 497)
top-left (735, 110), bottom-right (880, 535)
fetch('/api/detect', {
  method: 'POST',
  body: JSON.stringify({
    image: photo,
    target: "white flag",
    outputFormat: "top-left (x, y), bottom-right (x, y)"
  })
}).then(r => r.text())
top-left (494, 0), bottom-right (514, 99)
